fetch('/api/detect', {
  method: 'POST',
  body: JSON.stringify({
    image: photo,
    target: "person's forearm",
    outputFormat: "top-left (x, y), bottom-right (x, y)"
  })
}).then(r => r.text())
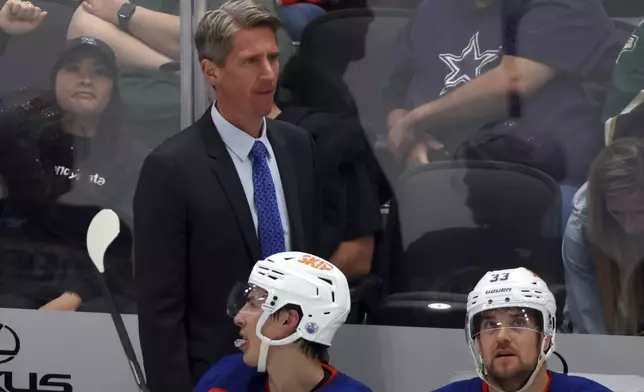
top-left (128, 7), bottom-right (180, 61)
top-left (68, 7), bottom-right (171, 70)
top-left (330, 236), bottom-right (374, 278)
top-left (407, 66), bottom-right (513, 135)
top-left (387, 108), bottom-right (409, 129)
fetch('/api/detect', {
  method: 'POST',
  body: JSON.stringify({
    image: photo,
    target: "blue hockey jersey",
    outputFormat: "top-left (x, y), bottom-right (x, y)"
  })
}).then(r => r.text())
top-left (194, 354), bottom-right (372, 392)
top-left (434, 371), bottom-right (611, 392)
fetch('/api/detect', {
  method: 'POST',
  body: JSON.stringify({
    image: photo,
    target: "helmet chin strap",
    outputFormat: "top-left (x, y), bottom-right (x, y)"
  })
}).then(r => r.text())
top-left (257, 340), bottom-right (270, 373)
top-left (255, 311), bottom-right (304, 373)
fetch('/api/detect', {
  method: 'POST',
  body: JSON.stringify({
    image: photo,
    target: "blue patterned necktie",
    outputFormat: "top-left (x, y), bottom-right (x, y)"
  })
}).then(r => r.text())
top-left (250, 140), bottom-right (286, 258)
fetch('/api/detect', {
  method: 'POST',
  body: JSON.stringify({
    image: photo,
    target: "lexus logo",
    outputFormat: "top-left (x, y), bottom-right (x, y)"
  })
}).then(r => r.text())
top-left (0, 324), bottom-right (20, 364)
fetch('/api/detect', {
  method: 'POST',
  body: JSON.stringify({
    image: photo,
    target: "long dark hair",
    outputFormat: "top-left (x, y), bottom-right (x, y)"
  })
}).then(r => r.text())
top-left (588, 138), bottom-right (644, 335)
top-left (0, 44), bottom-right (123, 210)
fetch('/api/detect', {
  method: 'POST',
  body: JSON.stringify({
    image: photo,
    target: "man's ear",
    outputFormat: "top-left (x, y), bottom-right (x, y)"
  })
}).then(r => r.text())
top-left (282, 309), bottom-right (300, 332)
top-left (201, 59), bottom-right (220, 86)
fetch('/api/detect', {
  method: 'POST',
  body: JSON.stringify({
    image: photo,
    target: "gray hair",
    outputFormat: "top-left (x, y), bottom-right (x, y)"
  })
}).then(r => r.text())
top-left (194, 0), bottom-right (281, 66)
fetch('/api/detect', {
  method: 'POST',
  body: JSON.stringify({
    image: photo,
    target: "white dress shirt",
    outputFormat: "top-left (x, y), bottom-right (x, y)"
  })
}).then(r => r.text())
top-left (211, 103), bottom-right (291, 251)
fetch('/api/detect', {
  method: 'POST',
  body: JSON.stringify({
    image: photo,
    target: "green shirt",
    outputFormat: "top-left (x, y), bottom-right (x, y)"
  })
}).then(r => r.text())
top-left (603, 21), bottom-right (644, 121)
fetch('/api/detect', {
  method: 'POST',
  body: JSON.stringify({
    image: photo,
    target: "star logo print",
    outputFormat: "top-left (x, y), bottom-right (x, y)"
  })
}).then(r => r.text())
top-left (439, 32), bottom-right (500, 95)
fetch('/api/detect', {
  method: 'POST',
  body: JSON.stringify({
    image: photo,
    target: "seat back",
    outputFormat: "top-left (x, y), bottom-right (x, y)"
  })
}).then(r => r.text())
top-left (280, 8), bottom-right (413, 138)
top-left (387, 160), bottom-right (563, 295)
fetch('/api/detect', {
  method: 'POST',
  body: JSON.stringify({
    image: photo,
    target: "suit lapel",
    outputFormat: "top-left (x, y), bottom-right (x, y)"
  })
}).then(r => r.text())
top-left (198, 112), bottom-right (262, 262)
top-left (267, 120), bottom-right (306, 251)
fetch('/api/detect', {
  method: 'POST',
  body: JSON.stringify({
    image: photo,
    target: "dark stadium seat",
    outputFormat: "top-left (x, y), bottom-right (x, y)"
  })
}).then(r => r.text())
top-left (370, 160), bottom-right (565, 328)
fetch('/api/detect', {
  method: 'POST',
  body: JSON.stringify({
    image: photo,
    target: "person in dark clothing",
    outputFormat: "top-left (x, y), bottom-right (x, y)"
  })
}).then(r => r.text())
top-left (386, 0), bottom-right (620, 188)
top-left (269, 102), bottom-right (382, 278)
top-left (0, 36), bottom-right (135, 312)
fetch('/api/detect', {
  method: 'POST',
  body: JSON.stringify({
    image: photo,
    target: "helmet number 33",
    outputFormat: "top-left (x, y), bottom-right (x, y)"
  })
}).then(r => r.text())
top-left (490, 272), bottom-right (510, 282)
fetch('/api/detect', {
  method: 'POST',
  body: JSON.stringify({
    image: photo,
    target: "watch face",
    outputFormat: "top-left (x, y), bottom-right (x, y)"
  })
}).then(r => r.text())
top-left (118, 3), bottom-right (134, 19)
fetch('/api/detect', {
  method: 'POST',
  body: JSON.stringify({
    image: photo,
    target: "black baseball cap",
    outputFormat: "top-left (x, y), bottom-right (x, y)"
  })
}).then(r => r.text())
top-left (54, 36), bottom-right (118, 77)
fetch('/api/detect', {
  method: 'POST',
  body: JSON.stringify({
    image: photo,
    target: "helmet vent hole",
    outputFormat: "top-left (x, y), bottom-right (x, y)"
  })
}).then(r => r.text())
top-left (324, 312), bottom-right (331, 315)
top-left (524, 295), bottom-right (533, 298)
top-left (332, 291), bottom-right (335, 302)
top-left (318, 278), bottom-right (332, 285)
top-left (505, 297), bottom-right (510, 302)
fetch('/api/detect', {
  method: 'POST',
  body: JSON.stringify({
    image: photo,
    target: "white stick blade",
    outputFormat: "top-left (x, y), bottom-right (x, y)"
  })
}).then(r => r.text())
top-left (86, 209), bottom-right (120, 273)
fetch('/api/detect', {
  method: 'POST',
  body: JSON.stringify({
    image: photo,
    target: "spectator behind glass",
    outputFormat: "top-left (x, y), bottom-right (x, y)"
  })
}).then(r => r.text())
top-left (275, 0), bottom-right (326, 42)
top-left (0, 36), bottom-right (132, 313)
top-left (563, 135), bottom-right (644, 336)
top-left (385, 0), bottom-right (619, 195)
top-left (603, 20), bottom-right (644, 122)
top-left (268, 98), bottom-right (382, 278)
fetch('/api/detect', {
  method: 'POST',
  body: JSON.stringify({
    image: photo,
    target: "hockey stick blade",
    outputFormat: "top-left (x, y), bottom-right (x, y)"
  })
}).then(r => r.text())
top-left (87, 209), bottom-right (149, 392)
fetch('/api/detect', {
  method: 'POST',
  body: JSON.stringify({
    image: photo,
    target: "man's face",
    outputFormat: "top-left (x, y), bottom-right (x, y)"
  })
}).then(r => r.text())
top-left (233, 287), bottom-right (295, 367)
top-left (476, 308), bottom-right (543, 391)
top-left (606, 191), bottom-right (644, 235)
top-left (208, 26), bottom-right (279, 119)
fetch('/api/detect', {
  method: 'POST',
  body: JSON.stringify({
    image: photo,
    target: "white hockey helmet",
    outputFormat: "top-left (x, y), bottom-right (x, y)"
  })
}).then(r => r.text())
top-left (466, 267), bottom-right (557, 392)
top-left (227, 251), bottom-right (351, 371)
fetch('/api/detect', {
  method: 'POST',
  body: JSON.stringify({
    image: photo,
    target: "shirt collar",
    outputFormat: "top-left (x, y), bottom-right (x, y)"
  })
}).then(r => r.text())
top-left (211, 103), bottom-right (269, 162)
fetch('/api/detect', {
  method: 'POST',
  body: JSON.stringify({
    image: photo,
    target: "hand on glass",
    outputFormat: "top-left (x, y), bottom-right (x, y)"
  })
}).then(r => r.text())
top-left (0, 0), bottom-right (48, 36)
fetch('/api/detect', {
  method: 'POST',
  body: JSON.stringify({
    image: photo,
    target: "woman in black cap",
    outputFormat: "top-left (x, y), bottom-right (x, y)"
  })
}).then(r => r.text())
top-left (0, 33), bottom-right (134, 313)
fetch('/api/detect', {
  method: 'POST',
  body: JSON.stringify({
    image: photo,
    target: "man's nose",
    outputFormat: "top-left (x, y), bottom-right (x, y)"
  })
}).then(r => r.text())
top-left (233, 312), bottom-right (245, 327)
top-left (259, 57), bottom-right (275, 79)
top-left (495, 326), bottom-right (512, 341)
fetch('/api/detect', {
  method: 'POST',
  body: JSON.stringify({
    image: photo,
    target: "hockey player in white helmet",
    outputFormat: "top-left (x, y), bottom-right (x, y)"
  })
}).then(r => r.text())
top-left (194, 252), bottom-right (371, 392)
top-left (434, 267), bottom-right (610, 392)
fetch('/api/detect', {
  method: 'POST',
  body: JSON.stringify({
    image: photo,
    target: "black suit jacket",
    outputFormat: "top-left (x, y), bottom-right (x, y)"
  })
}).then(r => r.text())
top-left (133, 111), bottom-right (320, 392)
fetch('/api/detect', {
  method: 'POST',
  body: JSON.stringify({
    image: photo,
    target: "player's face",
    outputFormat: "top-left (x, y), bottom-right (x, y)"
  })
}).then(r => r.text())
top-left (232, 287), bottom-right (293, 367)
top-left (606, 191), bottom-right (644, 235)
top-left (233, 288), bottom-right (267, 366)
top-left (477, 308), bottom-right (542, 391)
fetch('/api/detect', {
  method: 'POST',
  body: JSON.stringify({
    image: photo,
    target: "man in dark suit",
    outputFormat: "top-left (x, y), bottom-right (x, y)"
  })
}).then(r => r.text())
top-left (133, 1), bottom-right (320, 391)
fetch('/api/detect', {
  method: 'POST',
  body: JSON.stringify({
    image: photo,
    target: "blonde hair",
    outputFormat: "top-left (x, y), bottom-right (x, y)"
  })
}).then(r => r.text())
top-left (587, 138), bottom-right (644, 335)
top-left (194, 0), bottom-right (281, 66)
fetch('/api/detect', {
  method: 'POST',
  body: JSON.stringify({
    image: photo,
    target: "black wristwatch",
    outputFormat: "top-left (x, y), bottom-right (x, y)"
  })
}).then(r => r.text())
top-left (117, 2), bottom-right (137, 32)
